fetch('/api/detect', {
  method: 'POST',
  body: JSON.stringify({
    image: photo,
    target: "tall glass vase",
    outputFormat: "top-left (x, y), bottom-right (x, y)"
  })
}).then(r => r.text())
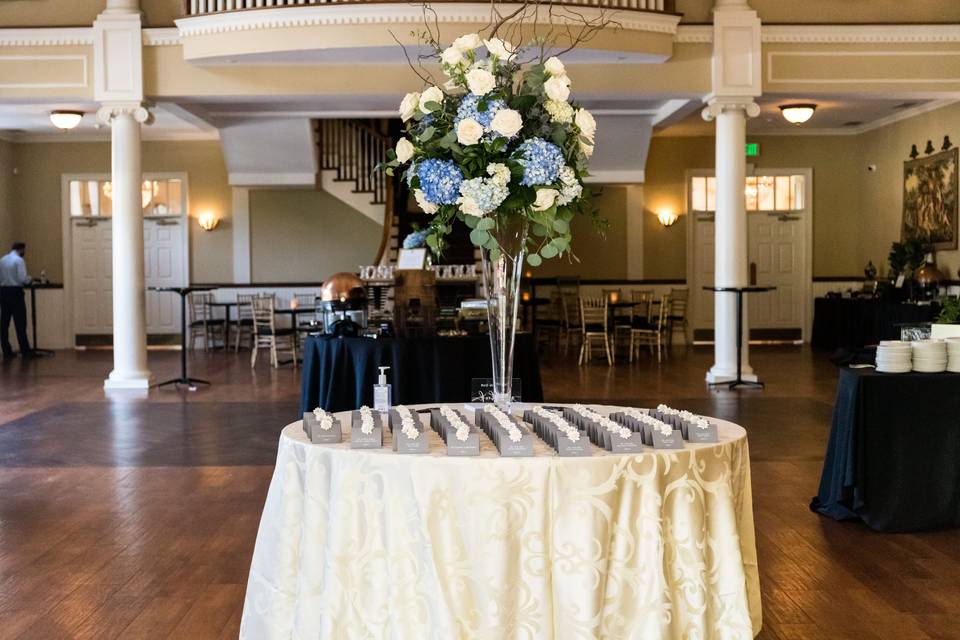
top-left (480, 215), bottom-right (528, 410)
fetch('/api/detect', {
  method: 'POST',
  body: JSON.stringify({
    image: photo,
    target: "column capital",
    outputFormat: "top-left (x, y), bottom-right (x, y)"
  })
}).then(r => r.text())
top-left (701, 97), bottom-right (760, 122)
top-left (97, 103), bottom-right (151, 126)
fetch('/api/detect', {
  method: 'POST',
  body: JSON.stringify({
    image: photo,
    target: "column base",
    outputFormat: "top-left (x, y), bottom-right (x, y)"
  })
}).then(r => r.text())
top-left (104, 369), bottom-right (151, 390)
top-left (706, 367), bottom-right (758, 384)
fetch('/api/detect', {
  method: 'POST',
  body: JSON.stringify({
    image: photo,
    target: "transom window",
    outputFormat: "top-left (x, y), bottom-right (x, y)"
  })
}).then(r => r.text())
top-left (69, 178), bottom-right (183, 218)
top-left (690, 175), bottom-right (805, 213)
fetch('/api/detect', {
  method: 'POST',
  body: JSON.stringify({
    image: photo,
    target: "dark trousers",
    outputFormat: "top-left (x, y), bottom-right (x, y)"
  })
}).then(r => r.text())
top-left (0, 286), bottom-right (30, 356)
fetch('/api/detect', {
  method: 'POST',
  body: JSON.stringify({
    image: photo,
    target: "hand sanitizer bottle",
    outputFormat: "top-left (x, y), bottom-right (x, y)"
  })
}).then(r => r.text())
top-left (373, 366), bottom-right (392, 413)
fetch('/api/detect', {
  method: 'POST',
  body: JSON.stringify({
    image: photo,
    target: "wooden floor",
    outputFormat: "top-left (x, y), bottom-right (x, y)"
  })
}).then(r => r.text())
top-left (1, 344), bottom-right (959, 639)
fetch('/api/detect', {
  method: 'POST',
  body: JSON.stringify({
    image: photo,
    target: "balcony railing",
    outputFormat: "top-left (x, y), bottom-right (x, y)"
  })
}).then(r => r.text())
top-left (183, 0), bottom-right (676, 18)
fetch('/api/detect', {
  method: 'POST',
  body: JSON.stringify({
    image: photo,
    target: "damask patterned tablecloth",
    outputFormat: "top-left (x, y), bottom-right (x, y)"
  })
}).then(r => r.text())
top-left (240, 404), bottom-right (762, 639)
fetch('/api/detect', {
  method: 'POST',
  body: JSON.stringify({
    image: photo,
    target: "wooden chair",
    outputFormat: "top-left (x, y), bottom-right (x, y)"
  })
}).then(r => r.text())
top-left (579, 297), bottom-right (613, 366)
top-left (188, 292), bottom-right (224, 351)
top-left (251, 295), bottom-right (297, 368)
top-left (558, 283), bottom-right (582, 353)
top-left (233, 293), bottom-right (258, 352)
top-left (630, 293), bottom-right (670, 363)
top-left (614, 289), bottom-right (653, 351)
top-left (667, 288), bottom-right (690, 345)
top-left (293, 292), bottom-right (316, 309)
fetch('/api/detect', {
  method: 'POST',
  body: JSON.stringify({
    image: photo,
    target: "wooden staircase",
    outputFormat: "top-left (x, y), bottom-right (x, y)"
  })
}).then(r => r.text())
top-left (315, 119), bottom-right (396, 264)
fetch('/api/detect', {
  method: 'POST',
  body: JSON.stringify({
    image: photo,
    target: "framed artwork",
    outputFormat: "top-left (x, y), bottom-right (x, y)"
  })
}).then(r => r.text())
top-left (902, 147), bottom-right (959, 250)
top-left (397, 248), bottom-right (427, 269)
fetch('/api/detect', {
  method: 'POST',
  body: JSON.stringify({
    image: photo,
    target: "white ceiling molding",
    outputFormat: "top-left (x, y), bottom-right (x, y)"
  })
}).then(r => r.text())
top-left (761, 24), bottom-right (960, 44)
top-left (652, 99), bottom-right (694, 126)
top-left (584, 170), bottom-right (645, 184)
top-left (143, 28), bottom-right (181, 47)
top-left (176, 4), bottom-right (681, 37)
top-left (0, 28), bottom-right (94, 47)
top-left (209, 110), bottom-right (397, 119)
top-left (5, 130), bottom-right (219, 143)
top-left (675, 25), bottom-right (712, 44)
top-left (228, 172), bottom-right (316, 187)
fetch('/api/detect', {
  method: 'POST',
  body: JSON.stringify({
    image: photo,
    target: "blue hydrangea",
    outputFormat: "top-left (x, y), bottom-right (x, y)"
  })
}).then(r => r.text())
top-left (515, 137), bottom-right (565, 186)
top-left (403, 229), bottom-right (430, 249)
top-left (454, 94), bottom-right (507, 130)
top-left (416, 159), bottom-right (463, 205)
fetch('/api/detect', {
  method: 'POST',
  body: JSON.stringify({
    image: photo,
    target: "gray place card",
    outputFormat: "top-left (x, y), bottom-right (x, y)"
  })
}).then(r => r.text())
top-left (688, 422), bottom-right (720, 444)
top-left (652, 428), bottom-right (684, 450)
top-left (557, 434), bottom-right (592, 457)
top-left (303, 412), bottom-right (343, 444)
top-left (610, 431), bottom-right (645, 454)
top-left (445, 430), bottom-right (480, 456)
top-left (350, 411), bottom-right (383, 449)
top-left (498, 432), bottom-right (534, 457)
top-left (395, 427), bottom-right (430, 454)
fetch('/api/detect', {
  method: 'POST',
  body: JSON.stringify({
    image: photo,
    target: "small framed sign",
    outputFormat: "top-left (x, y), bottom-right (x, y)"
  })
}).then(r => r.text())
top-left (397, 248), bottom-right (428, 270)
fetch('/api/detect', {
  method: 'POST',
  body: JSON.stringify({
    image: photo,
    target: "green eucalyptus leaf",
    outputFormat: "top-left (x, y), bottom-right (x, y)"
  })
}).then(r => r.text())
top-left (531, 223), bottom-right (549, 237)
top-left (527, 254), bottom-right (543, 267)
top-left (463, 214), bottom-right (479, 229)
top-left (551, 236), bottom-right (570, 251)
top-left (540, 244), bottom-right (559, 259)
top-left (469, 228), bottom-right (490, 246)
top-left (552, 218), bottom-right (570, 233)
top-left (423, 101), bottom-right (442, 112)
top-left (483, 236), bottom-right (499, 250)
top-left (477, 218), bottom-right (496, 231)
top-left (420, 126), bottom-right (436, 141)
top-left (425, 234), bottom-right (439, 249)
top-left (490, 246), bottom-right (501, 263)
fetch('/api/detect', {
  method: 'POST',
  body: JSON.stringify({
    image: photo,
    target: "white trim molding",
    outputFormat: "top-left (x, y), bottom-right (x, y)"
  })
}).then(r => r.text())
top-left (176, 4), bottom-right (681, 37)
top-left (0, 28), bottom-right (94, 47)
top-left (228, 172), bottom-right (316, 186)
top-left (0, 54), bottom-right (87, 89)
top-left (676, 25), bottom-right (712, 44)
top-left (584, 170), bottom-right (645, 184)
top-left (762, 24), bottom-right (960, 44)
top-left (143, 28), bottom-right (181, 47)
top-left (767, 50), bottom-right (960, 85)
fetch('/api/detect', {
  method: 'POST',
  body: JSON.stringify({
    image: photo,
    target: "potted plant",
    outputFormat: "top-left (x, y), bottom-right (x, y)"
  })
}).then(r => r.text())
top-left (931, 296), bottom-right (960, 339)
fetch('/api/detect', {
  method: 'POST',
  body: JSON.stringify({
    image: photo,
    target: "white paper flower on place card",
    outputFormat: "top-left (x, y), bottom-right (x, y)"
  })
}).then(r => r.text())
top-left (695, 418), bottom-right (710, 430)
top-left (359, 406), bottom-right (375, 434)
top-left (320, 415), bottom-right (334, 431)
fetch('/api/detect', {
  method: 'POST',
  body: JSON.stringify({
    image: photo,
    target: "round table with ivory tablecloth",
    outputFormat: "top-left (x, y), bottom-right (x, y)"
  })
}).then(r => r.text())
top-left (240, 403), bottom-right (762, 639)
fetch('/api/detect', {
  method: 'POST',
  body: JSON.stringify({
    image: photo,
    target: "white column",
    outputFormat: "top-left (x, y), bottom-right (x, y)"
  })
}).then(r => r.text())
top-left (703, 99), bottom-right (759, 383)
top-left (102, 0), bottom-right (141, 14)
top-left (100, 105), bottom-right (151, 390)
top-left (232, 187), bottom-right (251, 284)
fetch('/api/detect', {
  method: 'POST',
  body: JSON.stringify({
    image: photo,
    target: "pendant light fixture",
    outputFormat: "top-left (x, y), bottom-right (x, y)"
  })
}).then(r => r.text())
top-left (49, 111), bottom-right (84, 130)
top-left (779, 103), bottom-right (817, 125)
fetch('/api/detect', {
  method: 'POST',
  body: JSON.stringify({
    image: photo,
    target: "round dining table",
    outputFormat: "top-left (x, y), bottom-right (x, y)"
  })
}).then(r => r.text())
top-left (240, 403), bottom-right (762, 639)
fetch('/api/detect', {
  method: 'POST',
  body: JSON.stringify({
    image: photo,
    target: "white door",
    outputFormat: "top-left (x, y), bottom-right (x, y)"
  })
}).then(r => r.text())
top-left (71, 219), bottom-right (113, 334)
top-left (692, 213), bottom-right (716, 331)
top-left (748, 213), bottom-right (805, 329)
top-left (144, 218), bottom-right (185, 334)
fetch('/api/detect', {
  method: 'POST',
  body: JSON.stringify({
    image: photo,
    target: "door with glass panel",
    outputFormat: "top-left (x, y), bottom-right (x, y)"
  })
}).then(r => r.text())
top-left (688, 170), bottom-right (810, 341)
top-left (68, 176), bottom-right (188, 339)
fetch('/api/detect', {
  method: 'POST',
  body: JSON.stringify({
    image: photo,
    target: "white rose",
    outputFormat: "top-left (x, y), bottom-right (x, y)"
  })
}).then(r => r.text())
top-left (452, 33), bottom-right (481, 52)
top-left (575, 108), bottom-right (597, 140)
top-left (580, 140), bottom-right (594, 158)
top-left (484, 38), bottom-right (516, 61)
top-left (440, 46), bottom-right (464, 68)
top-left (456, 118), bottom-right (484, 145)
top-left (414, 189), bottom-right (438, 214)
top-left (490, 108), bottom-right (523, 138)
top-left (419, 86), bottom-right (444, 113)
top-left (487, 162), bottom-right (511, 186)
top-left (532, 188), bottom-right (559, 212)
top-left (399, 92), bottom-right (420, 122)
top-left (457, 195), bottom-right (484, 217)
top-left (543, 76), bottom-right (571, 102)
top-left (395, 138), bottom-right (415, 164)
top-left (465, 68), bottom-right (496, 96)
top-left (544, 56), bottom-right (565, 76)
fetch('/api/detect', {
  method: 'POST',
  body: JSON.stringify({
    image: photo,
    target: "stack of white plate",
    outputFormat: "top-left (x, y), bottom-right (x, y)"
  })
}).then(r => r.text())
top-left (947, 338), bottom-right (960, 372)
top-left (911, 339), bottom-right (947, 373)
top-left (875, 341), bottom-right (912, 373)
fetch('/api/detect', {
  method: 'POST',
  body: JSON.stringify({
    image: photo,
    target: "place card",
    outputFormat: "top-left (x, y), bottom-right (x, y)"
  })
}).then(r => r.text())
top-left (688, 420), bottom-right (719, 444)
top-left (523, 407), bottom-right (591, 457)
top-left (610, 431), bottom-right (645, 454)
top-left (388, 408), bottom-right (430, 454)
top-left (350, 408), bottom-right (383, 449)
top-left (429, 408), bottom-right (480, 456)
top-left (652, 427), bottom-right (684, 450)
top-left (475, 406), bottom-right (534, 457)
top-left (303, 411), bottom-right (342, 444)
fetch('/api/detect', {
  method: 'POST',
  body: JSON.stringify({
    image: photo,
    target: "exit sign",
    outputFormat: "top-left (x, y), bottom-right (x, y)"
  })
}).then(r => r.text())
top-left (745, 143), bottom-right (760, 157)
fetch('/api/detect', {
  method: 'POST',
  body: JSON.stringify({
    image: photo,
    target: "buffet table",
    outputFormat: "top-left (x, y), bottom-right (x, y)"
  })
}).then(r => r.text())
top-left (810, 297), bottom-right (935, 350)
top-left (300, 334), bottom-right (544, 413)
top-left (812, 367), bottom-right (960, 531)
top-left (240, 404), bottom-right (761, 639)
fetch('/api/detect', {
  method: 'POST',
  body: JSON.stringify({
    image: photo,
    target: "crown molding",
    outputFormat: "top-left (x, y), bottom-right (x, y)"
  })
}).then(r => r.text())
top-left (228, 172), bottom-right (316, 186)
top-left (0, 28), bottom-right (94, 47)
top-left (761, 24), bottom-right (960, 44)
top-left (143, 28), bottom-right (180, 47)
top-left (177, 4), bottom-right (680, 37)
top-left (675, 25), bottom-right (712, 43)
top-left (5, 129), bottom-right (219, 143)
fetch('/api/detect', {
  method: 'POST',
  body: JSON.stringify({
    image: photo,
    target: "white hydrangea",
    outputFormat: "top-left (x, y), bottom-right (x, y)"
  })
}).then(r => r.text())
top-left (557, 166), bottom-right (582, 206)
top-left (544, 99), bottom-right (574, 124)
top-left (486, 163), bottom-right (510, 186)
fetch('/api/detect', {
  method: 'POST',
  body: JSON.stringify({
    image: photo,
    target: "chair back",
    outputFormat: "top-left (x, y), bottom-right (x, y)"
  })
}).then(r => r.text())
top-left (669, 288), bottom-right (688, 318)
top-left (237, 293), bottom-right (257, 321)
top-left (188, 292), bottom-right (214, 323)
top-left (251, 295), bottom-right (276, 336)
top-left (560, 288), bottom-right (581, 328)
top-left (294, 292), bottom-right (316, 309)
top-left (579, 296), bottom-right (607, 332)
top-left (631, 289), bottom-right (654, 322)
top-left (654, 294), bottom-right (670, 328)
top-left (601, 288), bottom-right (622, 302)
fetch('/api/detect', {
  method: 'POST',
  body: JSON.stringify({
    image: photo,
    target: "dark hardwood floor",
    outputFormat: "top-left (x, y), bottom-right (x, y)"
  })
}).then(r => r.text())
top-left (0, 345), bottom-right (957, 639)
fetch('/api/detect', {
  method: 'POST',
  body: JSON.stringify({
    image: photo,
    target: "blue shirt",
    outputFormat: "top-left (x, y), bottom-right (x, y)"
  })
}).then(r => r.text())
top-left (0, 251), bottom-right (30, 287)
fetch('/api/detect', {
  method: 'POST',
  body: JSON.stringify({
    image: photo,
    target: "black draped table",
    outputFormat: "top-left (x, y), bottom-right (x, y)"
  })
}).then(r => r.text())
top-left (811, 297), bottom-right (935, 350)
top-left (300, 334), bottom-right (544, 413)
top-left (812, 367), bottom-right (960, 531)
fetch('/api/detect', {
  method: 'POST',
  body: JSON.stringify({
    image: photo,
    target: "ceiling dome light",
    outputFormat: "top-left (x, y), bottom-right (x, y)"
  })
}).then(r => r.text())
top-left (779, 103), bottom-right (817, 125)
top-left (49, 111), bottom-right (84, 130)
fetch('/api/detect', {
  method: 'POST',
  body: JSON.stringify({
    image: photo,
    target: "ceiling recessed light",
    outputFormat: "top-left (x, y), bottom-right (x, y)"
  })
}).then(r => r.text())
top-left (779, 103), bottom-right (817, 125)
top-left (49, 110), bottom-right (84, 130)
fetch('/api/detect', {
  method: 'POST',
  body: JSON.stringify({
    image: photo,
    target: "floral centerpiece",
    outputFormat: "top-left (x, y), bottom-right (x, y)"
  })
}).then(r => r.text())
top-left (380, 31), bottom-right (599, 408)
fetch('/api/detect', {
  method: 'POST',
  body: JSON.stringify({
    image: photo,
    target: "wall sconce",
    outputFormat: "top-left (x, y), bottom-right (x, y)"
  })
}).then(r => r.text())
top-left (657, 208), bottom-right (679, 227)
top-left (197, 211), bottom-right (220, 231)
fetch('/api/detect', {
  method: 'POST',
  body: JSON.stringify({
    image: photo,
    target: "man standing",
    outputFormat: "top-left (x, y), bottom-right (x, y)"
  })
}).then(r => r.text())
top-left (0, 242), bottom-right (33, 359)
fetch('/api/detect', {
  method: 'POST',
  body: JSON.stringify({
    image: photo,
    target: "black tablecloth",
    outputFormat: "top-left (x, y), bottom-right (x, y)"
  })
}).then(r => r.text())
top-left (811, 298), bottom-right (935, 350)
top-left (300, 334), bottom-right (544, 413)
top-left (811, 367), bottom-right (960, 532)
